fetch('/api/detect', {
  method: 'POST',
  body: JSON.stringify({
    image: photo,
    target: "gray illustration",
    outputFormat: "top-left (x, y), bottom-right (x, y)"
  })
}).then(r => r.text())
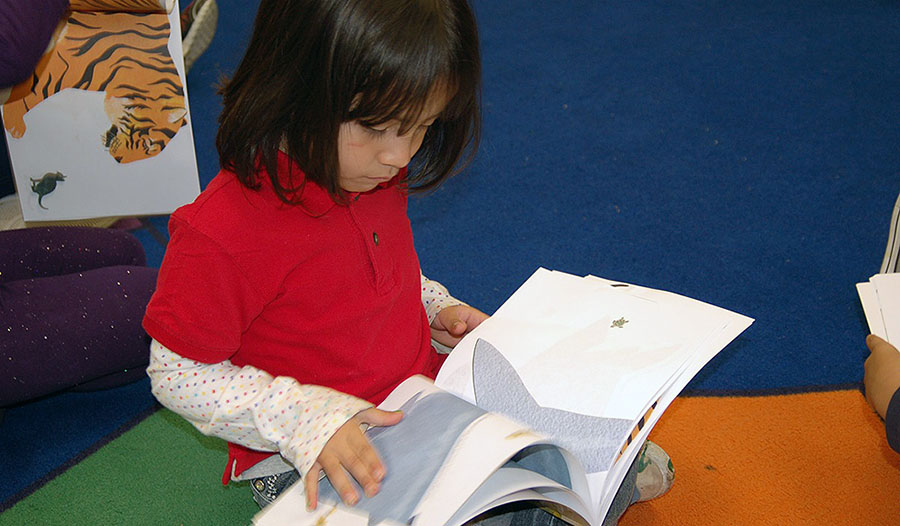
top-left (30, 171), bottom-right (66, 209)
top-left (472, 338), bottom-right (631, 473)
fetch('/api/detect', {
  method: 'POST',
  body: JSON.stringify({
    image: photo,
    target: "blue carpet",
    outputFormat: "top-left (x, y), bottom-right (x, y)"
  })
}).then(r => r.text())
top-left (2, 0), bottom-right (899, 512)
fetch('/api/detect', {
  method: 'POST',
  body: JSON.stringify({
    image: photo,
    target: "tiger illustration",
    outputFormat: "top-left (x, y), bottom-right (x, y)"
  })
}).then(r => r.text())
top-left (71, 0), bottom-right (169, 11)
top-left (2, 9), bottom-right (187, 164)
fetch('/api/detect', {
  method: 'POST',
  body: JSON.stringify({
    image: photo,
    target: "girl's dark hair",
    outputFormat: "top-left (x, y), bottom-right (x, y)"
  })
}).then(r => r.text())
top-left (216, 0), bottom-right (482, 204)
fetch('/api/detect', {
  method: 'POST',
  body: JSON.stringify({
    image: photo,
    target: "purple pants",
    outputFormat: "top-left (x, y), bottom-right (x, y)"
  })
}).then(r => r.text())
top-left (0, 227), bottom-right (157, 406)
top-left (0, 0), bottom-right (70, 87)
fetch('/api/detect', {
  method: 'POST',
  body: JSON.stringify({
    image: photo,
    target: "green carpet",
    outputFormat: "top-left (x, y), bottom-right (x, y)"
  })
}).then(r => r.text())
top-left (0, 409), bottom-right (258, 525)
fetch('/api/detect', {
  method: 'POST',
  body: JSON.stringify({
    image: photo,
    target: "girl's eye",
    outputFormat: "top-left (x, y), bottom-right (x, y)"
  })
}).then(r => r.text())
top-left (363, 125), bottom-right (387, 136)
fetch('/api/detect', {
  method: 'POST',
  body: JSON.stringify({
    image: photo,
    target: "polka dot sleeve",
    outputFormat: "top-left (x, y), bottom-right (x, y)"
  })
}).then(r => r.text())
top-left (147, 339), bottom-right (372, 480)
top-left (420, 272), bottom-right (465, 324)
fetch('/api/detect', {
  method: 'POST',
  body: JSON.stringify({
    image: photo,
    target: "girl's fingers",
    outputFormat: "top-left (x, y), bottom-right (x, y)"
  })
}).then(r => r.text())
top-left (339, 446), bottom-right (380, 498)
top-left (319, 455), bottom-right (359, 506)
top-left (305, 463), bottom-right (321, 511)
top-left (308, 409), bottom-right (402, 508)
top-left (357, 407), bottom-right (403, 427)
top-left (337, 427), bottom-right (383, 496)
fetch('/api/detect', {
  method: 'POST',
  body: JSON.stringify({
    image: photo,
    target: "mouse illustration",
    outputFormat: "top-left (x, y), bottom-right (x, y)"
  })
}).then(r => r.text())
top-left (30, 171), bottom-right (66, 209)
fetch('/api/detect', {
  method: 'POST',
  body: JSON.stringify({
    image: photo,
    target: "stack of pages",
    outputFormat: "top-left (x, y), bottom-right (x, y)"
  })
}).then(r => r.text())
top-left (857, 273), bottom-right (900, 343)
top-left (254, 268), bottom-right (754, 526)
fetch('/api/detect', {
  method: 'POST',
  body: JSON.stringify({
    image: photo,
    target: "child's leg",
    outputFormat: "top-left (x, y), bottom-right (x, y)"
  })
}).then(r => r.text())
top-left (0, 264), bottom-right (157, 406)
top-left (250, 470), bottom-right (301, 509)
top-left (0, 227), bottom-right (147, 281)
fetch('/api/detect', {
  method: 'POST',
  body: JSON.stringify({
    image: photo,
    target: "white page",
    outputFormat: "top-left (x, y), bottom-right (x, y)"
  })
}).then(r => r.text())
top-left (595, 316), bottom-right (751, 519)
top-left (857, 282), bottom-right (887, 339)
top-left (253, 486), bottom-right (405, 526)
top-left (411, 413), bottom-right (556, 526)
top-left (437, 269), bottom-right (748, 420)
top-left (442, 466), bottom-right (593, 526)
top-left (870, 273), bottom-right (900, 343)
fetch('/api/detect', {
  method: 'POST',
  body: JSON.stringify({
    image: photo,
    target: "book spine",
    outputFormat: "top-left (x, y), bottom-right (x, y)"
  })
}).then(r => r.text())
top-left (68, 0), bottom-right (170, 12)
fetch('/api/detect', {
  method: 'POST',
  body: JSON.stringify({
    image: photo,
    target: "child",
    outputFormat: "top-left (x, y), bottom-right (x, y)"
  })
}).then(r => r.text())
top-left (864, 334), bottom-right (900, 452)
top-left (863, 192), bottom-right (900, 453)
top-left (143, 1), bottom-right (671, 523)
top-left (0, 226), bottom-right (156, 408)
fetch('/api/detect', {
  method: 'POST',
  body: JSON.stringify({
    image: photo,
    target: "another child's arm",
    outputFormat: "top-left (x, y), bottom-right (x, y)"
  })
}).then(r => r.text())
top-left (421, 273), bottom-right (489, 348)
top-left (147, 339), bottom-right (389, 504)
top-left (864, 334), bottom-right (900, 452)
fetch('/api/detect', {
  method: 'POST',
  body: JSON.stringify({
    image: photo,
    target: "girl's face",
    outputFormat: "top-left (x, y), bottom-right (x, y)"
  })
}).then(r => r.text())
top-left (337, 91), bottom-right (450, 193)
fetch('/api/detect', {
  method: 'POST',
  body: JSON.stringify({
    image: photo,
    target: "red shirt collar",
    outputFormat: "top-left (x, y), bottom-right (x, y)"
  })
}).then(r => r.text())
top-left (273, 151), bottom-right (406, 216)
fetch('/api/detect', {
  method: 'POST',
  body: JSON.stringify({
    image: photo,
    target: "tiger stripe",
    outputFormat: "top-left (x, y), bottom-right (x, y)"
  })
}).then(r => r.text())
top-left (2, 10), bottom-right (187, 164)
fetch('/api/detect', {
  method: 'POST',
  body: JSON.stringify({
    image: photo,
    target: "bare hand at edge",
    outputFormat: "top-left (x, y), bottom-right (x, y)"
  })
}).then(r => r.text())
top-left (864, 334), bottom-right (900, 419)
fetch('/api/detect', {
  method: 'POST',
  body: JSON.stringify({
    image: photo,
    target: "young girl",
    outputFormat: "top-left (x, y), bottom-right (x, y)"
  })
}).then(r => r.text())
top-left (143, 1), bottom-right (670, 523)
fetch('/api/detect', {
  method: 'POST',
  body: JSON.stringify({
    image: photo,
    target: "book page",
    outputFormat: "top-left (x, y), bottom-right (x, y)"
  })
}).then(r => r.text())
top-left (436, 268), bottom-right (753, 519)
top-left (443, 467), bottom-right (593, 526)
top-left (1, 1), bottom-right (200, 222)
top-left (409, 412), bottom-right (568, 525)
top-left (437, 268), bottom-right (750, 420)
top-left (857, 282), bottom-right (887, 339)
top-left (471, 339), bottom-right (632, 475)
top-left (254, 376), bottom-right (567, 526)
top-left (869, 273), bottom-right (900, 344)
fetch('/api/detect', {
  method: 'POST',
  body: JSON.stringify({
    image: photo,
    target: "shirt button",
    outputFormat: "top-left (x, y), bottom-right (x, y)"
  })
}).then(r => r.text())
top-left (373, 232), bottom-right (379, 246)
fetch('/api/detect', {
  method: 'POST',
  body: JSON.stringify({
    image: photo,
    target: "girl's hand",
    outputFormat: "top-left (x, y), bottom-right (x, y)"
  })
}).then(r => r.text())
top-left (864, 334), bottom-right (900, 419)
top-left (430, 305), bottom-right (489, 348)
top-left (305, 407), bottom-right (403, 510)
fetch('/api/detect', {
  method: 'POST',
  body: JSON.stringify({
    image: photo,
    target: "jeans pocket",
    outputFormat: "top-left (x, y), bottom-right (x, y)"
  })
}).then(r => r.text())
top-left (250, 470), bottom-right (301, 509)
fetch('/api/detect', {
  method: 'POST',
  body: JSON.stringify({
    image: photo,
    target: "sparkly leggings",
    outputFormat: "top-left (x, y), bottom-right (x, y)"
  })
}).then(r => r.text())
top-left (0, 227), bottom-right (157, 406)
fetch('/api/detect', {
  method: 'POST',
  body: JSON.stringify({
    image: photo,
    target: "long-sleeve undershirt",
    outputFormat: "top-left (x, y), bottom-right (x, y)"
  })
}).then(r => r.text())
top-left (147, 274), bottom-right (465, 480)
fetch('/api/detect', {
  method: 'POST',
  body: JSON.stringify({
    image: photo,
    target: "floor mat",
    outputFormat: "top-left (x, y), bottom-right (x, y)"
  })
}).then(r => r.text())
top-left (621, 390), bottom-right (900, 525)
top-left (3, 390), bottom-right (897, 525)
top-left (0, 409), bottom-right (257, 525)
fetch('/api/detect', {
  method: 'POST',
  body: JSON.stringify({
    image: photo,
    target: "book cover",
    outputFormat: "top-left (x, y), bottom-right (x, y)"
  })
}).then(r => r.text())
top-left (0, 0), bottom-right (200, 222)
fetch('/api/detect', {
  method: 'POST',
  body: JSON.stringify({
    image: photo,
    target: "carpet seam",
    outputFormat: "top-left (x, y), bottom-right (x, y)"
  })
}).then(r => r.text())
top-left (0, 403), bottom-right (162, 514)
top-left (681, 382), bottom-right (863, 398)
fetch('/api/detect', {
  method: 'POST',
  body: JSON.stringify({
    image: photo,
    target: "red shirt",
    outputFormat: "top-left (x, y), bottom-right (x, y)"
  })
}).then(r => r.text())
top-left (143, 152), bottom-right (443, 477)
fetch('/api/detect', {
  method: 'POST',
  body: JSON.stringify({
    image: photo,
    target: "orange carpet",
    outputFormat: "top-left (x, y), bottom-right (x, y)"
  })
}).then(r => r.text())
top-left (619, 390), bottom-right (900, 525)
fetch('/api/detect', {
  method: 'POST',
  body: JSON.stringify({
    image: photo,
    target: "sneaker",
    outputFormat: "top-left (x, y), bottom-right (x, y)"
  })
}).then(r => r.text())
top-left (633, 441), bottom-right (675, 502)
top-left (180, 0), bottom-right (218, 73)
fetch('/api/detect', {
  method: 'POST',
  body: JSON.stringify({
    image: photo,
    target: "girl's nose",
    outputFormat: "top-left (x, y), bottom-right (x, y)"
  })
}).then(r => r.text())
top-left (379, 133), bottom-right (419, 169)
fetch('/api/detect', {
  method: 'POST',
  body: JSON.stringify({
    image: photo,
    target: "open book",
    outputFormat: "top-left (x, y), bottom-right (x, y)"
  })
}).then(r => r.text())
top-left (254, 268), bottom-right (754, 526)
top-left (0, 0), bottom-right (200, 223)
